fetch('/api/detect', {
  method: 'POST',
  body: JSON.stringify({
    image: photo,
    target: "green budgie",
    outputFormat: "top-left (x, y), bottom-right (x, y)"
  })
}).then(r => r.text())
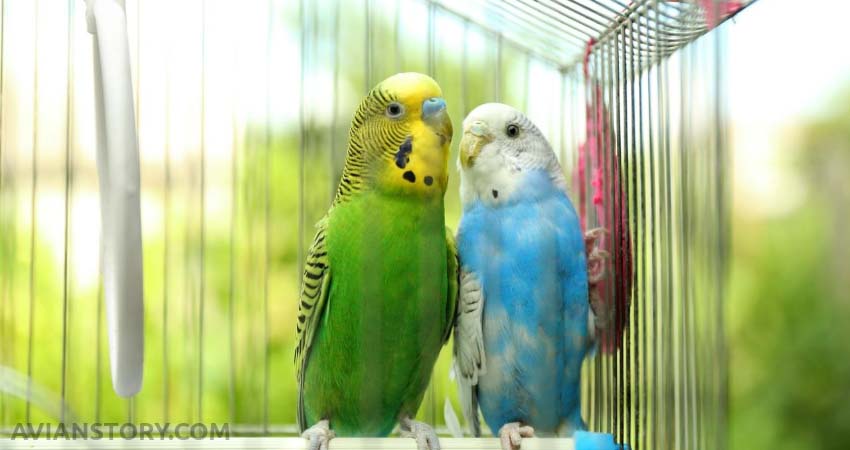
top-left (295, 73), bottom-right (458, 450)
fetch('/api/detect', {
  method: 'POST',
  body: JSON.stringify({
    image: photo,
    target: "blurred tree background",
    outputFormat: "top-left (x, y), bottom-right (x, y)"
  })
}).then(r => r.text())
top-left (728, 86), bottom-right (850, 450)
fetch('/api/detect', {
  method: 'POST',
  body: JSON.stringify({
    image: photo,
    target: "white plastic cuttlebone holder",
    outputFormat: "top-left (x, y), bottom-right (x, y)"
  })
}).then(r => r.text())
top-left (85, 0), bottom-right (144, 398)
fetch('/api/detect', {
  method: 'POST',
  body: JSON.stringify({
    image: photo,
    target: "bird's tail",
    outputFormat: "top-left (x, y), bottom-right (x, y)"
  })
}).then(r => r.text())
top-left (447, 363), bottom-right (482, 437)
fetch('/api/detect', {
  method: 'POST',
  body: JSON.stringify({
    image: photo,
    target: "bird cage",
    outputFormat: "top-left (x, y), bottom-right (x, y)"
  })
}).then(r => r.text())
top-left (0, 0), bottom-right (749, 449)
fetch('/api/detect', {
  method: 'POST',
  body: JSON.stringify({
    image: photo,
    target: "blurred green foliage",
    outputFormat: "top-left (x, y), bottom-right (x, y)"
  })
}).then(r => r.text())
top-left (728, 88), bottom-right (850, 450)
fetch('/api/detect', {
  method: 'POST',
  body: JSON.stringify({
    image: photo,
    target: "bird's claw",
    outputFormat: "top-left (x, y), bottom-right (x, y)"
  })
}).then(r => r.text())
top-left (400, 417), bottom-right (441, 450)
top-left (498, 422), bottom-right (535, 450)
top-left (585, 228), bottom-right (609, 285)
top-left (587, 248), bottom-right (609, 284)
top-left (584, 227), bottom-right (608, 252)
top-left (302, 420), bottom-right (335, 450)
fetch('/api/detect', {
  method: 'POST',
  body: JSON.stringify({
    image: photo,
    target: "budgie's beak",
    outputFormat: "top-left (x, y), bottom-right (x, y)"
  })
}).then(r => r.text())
top-left (460, 121), bottom-right (493, 169)
top-left (422, 97), bottom-right (452, 145)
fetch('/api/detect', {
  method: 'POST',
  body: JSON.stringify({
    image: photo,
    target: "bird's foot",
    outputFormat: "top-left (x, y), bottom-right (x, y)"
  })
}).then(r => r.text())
top-left (400, 416), bottom-right (441, 450)
top-left (584, 227), bottom-right (607, 252)
top-left (498, 422), bottom-right (535, 450)
top-left (584, 228), bottom-right (609, 285)
top-left (587, 249), bottom-right (610, 285)
top-left (302, 419), bottom-right (335, 450)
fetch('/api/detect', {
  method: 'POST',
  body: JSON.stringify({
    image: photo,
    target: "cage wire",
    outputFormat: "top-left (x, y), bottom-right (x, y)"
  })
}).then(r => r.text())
top-left (0, 0), bottom-right (748, 448)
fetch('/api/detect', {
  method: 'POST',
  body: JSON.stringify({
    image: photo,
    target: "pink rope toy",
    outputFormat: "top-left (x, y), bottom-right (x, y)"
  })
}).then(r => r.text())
top-left (574, 39), bottom-right (634, 354)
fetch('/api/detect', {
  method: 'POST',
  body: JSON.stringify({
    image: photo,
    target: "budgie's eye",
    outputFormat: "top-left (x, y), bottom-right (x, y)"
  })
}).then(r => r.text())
top-left (506, 124), bottom-right (520, 138)
top-left (386, 102), bottom-right (404, 119)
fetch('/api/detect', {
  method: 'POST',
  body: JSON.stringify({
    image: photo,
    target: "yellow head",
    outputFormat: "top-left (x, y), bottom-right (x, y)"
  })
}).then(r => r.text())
top-left (336, 73), bottom-right (453, 202)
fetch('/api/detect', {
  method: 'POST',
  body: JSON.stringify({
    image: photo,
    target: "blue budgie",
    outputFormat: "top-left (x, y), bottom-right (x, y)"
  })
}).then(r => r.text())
top-left (453, 103), bottom-right (608, 450)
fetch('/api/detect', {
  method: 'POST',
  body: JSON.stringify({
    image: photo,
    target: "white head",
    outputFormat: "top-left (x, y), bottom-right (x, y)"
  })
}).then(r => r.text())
top-left (458, 103), bottom-right (566, 207)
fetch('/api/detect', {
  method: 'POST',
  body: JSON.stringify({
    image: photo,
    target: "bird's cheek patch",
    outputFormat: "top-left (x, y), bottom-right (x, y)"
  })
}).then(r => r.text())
top-left (394, 135), bottom-right (439, 188)
top-left (394, 136), bottom-right (413, 169)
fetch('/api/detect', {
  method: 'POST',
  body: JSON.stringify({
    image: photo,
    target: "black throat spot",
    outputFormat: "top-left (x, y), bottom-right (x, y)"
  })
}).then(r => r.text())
top-left (424, 176), bottom-right (434, 186)
top-left (403, 171), bottom-right (416, 183)
top-left (492, 189), bottom-right (499, 199)
top-left (394, 136), bottom-right (413, 169)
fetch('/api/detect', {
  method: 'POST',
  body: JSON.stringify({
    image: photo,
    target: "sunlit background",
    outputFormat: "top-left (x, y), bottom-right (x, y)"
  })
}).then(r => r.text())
top-left (0, 0), bottom-right (849, 449)
top-left (726, 1), bottom-right (850, 449)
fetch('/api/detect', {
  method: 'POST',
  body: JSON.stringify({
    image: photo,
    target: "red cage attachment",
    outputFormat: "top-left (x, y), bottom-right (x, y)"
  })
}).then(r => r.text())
top-left (574, 40), bottom-right (633, 354)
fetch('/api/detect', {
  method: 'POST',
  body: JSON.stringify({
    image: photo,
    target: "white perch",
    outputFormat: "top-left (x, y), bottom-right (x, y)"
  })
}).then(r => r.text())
top-left (0, 438), bottom-right (577, 449)
top-left (84, 0), bottom-right (144, 398)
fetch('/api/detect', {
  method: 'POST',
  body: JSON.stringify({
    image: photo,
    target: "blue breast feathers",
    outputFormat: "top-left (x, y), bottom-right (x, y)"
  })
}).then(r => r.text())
top-left (456, 169), bottom-right (589, 435)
